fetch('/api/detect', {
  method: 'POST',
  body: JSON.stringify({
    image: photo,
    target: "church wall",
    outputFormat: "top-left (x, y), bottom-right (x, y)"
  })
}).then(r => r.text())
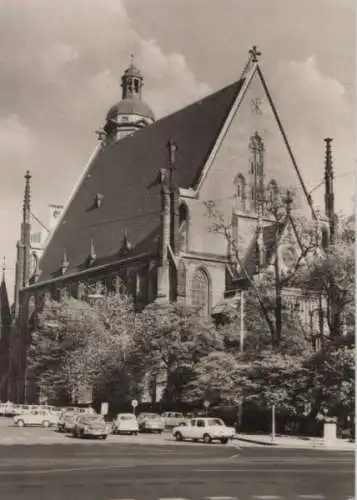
top-left (183, 258), bottom-right (226, 311)
top-left (182, 70), bottom-right (309, 261)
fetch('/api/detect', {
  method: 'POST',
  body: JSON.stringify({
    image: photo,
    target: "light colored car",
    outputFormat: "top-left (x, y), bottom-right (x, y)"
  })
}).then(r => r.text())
top-left (137, 413), bottom-right (165, 433)
top-left (14, 410), bottom-right (58, 428)
top-left (161, 411), bottom-right (187, 429)
top-left (73, 414), bottom-right (109, 439)
top-left (112, 413), bottom-right (139, 435)
top-left (172, 417), bottom-right (235, 444)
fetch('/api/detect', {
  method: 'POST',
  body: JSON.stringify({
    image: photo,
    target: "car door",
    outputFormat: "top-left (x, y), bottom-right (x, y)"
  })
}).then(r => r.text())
top-left (183, 419), bottom-right (196, 439)
top-left (196, 419), bottom-right (206, 439)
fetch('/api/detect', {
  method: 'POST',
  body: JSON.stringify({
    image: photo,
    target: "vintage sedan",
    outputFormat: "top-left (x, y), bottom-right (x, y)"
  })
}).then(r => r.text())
top-left (112, 413), bottom-right (139, 435)
top-left (14, 409), bottom-right (58, 428)
top-left (73, 415), bottom-right (109, 439)
top-left (172, 417), bottom-right (235, 444)
top-left (137, 413), bottom-right (165, 433)
top-left (161, 411), bottom-right (187, 429)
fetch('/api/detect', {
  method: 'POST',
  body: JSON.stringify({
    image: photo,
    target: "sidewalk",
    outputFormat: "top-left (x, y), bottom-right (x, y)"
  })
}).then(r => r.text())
top-left (234, 433), bottom-right (355, 450)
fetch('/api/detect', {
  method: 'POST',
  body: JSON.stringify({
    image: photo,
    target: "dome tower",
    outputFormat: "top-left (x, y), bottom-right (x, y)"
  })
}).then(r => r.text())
top-left (101, 57), bottom-right (155, 144)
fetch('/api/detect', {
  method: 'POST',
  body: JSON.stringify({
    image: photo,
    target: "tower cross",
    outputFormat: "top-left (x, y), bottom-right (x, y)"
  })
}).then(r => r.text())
top-left (249, 45), bottom-right (261, 63)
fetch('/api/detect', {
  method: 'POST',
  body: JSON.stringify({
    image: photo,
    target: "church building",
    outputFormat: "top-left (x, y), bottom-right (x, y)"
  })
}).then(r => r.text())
top-left (8, 47), bottom-right (335, 403)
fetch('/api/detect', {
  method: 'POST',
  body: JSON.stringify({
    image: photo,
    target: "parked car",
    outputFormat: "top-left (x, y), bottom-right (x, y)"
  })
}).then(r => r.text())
top-left (112, 413), bottom-right (139, 435)
top-left (72, 414), bottom-right (109, 439)
top-left (14, 409), bottom-right (59, 428)
top-left (57, 408), bottom-right (93, 432)
top-left (172, 417), bottom-right (235, 444)
top-left (57, 412), bottom-right (82, 433)
top-left (161, 411), bottom-right (187, 429)
top-left (137, 413), bottom-right (165, 433)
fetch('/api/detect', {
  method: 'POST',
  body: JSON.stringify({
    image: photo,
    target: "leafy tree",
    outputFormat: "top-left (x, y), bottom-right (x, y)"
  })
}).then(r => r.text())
top-left (132, 302), bottom-right (224, 403)
top-left (305, 340), bottom-right (355, 419)
top-left (28, 287), bottom-right (137, 404)
top-left (218, 291), bottom-right (313, 359)
top-left (28, 297), bottom-right (100, 403)
top-left (205, 198), bottom-right (318, 349)
top-left (300, 234), bottom-right (355, 338)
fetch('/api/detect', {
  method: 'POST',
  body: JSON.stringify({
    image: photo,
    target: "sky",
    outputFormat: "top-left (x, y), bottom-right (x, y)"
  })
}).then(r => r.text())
top-left (0, 0), bottom-right (355, 297)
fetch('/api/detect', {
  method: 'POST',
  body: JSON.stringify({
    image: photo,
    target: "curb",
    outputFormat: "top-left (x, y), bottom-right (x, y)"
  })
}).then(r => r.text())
top-left (234, 436), bottom-right (355, 451)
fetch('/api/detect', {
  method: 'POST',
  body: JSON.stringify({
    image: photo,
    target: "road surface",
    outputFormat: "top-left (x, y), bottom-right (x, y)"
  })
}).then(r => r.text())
top-left (0, 443), bottom-right (354, 500)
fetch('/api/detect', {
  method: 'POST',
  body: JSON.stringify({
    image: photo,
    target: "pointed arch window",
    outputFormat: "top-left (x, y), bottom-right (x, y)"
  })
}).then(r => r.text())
top-left (178, 203), bottom-right (189, 252)
top-left (233, 174), bottom-right (246, 210)
top-left (191, 268), bottom-right (210, 317)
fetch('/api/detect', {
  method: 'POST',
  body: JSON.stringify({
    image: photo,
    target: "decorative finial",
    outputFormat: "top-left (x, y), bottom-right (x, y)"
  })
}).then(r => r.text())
top-left (60, 250), bottom-right (69, 275)
top-left (167, 138), bottom-right (177, 166)
top-left (249, 45), bottom-right (261, 63)
top-left (23, 170), bottom-right (32, 222)
top-left (1, 256), bottom-right (5, 281)
top-left (120, 230), bottom-right (132, 256)
top-left (130, 53), bottom-right (135, 66)
top-left (283, 190), bottom-right (294, 215)
top-left (324, 137), bottom-right (333, 178)
top-left (88, 238), bottom-right (96, 265)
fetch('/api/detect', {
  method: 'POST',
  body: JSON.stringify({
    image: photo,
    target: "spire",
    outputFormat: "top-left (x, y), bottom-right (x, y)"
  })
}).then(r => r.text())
top-left (21, 170), bottom-right (32, 289)
top-left (23, 170), bottom-right (31, 225)
top-left (1, 257), bottom-right (5, 283)
top-left (324, 138), bottom-right (335, 243)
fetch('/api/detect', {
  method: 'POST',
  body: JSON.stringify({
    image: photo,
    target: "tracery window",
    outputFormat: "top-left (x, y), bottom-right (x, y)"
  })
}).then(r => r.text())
top-left (191, 268), bottom-right (210, 317)
top-left (249, 132), bottom-right (265, 211)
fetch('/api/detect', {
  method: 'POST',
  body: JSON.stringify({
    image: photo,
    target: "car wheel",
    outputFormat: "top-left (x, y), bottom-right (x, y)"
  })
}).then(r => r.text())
top-left (133, 431), bottom-right (138, 436)
top-left (80, 429), bottom-right (85, 439)
top-left (175, 431), bottom-right (183, 442)
top-left (193, 438), bottom-right (199, 442)
top-left (157, 430), bottom-right (163, 434)
top-left (101, 435), bottom-right (107, 440)
top-left (203, 433), bottom-right (212, 444)
top-left (42, 420), bottom-right (50, 428)
top-left (17, 420), bottom-right (25, 428)
top-left (220, 438), bottom-right (228, 444)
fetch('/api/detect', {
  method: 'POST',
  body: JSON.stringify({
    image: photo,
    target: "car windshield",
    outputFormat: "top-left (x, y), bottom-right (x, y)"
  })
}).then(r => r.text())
top-left (207, 418), bottom-right (224, 426)
top-left (82, 415), bottom-right (103, 422)
top-left (119, 415), bottom-right (135, 421)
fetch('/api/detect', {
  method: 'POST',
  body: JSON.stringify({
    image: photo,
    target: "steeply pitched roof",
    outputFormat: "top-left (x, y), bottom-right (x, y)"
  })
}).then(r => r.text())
top-left (37, 78), bottom-right (245, 283)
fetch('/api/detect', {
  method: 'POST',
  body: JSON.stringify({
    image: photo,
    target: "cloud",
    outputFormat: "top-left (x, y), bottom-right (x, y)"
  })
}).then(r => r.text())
top-left (270, 56), bottom-right (354, 213)
top-left (0, 114), bottom-right (36, 158)
top-left (0, 0), bottom-right (210, 299)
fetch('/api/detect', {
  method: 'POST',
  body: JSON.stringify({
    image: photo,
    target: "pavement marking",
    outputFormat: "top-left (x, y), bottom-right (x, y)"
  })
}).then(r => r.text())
top-left (194, 468), bottom-right (354, 474)
top-left (206, 497), bottom-right (237, 499)
top-left (296, 496), bottom-right (325, 499)
top-left (252, 496), bottom-right (282, 499)
top-left (0, 464), bottom-right (133, 475)
top-left (158, 498), bottom-right (189, 500)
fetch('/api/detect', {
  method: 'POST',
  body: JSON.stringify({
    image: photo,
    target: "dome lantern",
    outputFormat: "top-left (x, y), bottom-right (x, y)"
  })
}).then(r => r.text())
top-left (100, 55), bottom-right (155, 145)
